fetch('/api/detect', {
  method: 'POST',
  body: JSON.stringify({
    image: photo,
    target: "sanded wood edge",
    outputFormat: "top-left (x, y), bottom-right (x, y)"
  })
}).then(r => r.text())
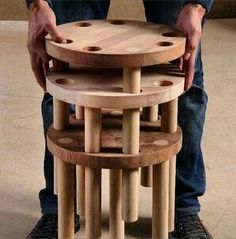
top-left (47, 127), bottom-right (182, 169)
top-left (75, 84), bottom-right (184, 109)
top-left (46, 78), bottom-right (184, 108)
top-left (46, 38), bottom-right (185, 68)
top-left (46, 64), bottom-right (185, 107)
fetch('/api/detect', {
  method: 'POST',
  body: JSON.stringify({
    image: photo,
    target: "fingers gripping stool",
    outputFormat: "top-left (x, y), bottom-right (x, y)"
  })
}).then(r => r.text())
top-left (45, 20), bottom-right (186, 239)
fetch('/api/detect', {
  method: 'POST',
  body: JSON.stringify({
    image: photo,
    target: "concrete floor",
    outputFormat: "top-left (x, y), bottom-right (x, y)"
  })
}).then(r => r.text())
top-left (0, 19), bottom-right (235, 239)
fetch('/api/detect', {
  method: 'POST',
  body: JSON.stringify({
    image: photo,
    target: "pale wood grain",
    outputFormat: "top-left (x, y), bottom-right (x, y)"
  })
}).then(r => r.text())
top-left (84, 107), bottom-right (102, 239)
top-left (46, 64), bottom-right (184, 108)
top-left (46, 20), bottom-right (185, 67)
top-left (53, 98), bottom-right (74, 239)
top-left (122, 67), bottom-right (140, 223)
top-left (141, 105), bottom-right (158, 187)
top-left (109, 169), bottom-right (124, 238)
top-left (161, 99), bottom-right (178, 232)
top-left (47, 116), bottom-right (182, 169)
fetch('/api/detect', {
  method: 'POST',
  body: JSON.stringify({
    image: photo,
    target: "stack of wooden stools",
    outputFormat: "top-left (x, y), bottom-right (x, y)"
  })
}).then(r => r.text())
top-left (45, 20), bottom-right (185, 239)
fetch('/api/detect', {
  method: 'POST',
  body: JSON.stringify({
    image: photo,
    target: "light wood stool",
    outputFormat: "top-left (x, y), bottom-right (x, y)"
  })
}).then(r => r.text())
top-left (45, 19), bottom-right (185, 239)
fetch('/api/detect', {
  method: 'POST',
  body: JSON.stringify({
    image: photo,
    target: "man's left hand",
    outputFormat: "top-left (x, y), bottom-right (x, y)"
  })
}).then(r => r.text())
top-left (176, 4), bottom-right (206, 91)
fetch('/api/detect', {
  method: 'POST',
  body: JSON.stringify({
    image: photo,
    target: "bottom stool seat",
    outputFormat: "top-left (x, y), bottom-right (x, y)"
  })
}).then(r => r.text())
top-left (47, 114), bottom-right (182, 169)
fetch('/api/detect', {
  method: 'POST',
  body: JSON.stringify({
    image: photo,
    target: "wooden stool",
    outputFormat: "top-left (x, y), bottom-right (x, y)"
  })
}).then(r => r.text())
top-left (45, 20), bottom-right (185, 239)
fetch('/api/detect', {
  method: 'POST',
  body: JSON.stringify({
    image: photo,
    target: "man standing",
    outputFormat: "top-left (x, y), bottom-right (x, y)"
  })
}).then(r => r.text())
top-left (26, 0), bottom-right (213, 238)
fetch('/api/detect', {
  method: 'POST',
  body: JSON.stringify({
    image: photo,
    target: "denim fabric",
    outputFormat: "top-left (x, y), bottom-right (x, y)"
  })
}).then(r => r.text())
top-left (40, 0), bottom-right (208, 216)
top-left (144, 0), bottom-right (208, 216)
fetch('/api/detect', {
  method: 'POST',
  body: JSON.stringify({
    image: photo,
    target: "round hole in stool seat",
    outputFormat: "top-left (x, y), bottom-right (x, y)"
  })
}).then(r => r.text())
top-left (82, 46), bottom-right (102, 52)
top-left (157, 41), bottom-right (173, 47)
top-left (55, 78), bottom-right (75, 85)
top-left (109, 20), bottom-right (125, 25)
top-left (76, 22), bottom-right (91, 27)
top-left (153, 80), bottom-right (173, 87)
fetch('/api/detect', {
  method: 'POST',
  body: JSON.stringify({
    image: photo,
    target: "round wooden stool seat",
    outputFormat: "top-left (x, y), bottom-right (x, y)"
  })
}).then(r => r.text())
top-left (47, 115), bottom-right (182, 169)
top-left (46, 63), bottom-right (184, 108)
top-left (46, 20), bottom-right (185, 67)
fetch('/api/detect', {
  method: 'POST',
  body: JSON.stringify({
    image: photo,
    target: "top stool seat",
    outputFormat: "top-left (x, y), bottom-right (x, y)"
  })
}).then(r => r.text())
top-left (46, 20), bottom-right (185, 67)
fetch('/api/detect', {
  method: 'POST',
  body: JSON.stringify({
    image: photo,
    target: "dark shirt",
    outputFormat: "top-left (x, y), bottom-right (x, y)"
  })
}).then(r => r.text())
top-left (26, 0), bottom-right (213, 21)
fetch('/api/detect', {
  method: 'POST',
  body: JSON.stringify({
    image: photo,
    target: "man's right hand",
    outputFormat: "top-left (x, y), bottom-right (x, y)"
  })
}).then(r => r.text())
top-left (27, 0), bottom-right (65, 91)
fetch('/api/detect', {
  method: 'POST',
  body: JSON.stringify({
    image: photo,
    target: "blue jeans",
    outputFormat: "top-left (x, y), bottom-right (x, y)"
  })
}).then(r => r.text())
top-left (40, 0), bottom-right (208, 217)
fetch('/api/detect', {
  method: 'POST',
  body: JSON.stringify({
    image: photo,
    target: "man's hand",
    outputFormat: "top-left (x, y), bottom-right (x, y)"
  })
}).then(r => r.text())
top-left (27, 0), bottom-right (65, 91)
top-left (176, 4), bottom-right (206, 91)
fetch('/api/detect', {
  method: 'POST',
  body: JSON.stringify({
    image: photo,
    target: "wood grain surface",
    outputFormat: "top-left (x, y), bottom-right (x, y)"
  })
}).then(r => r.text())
top-left (46, 20), bottom-right (185, 67)
top-left (46, 63), bottom-right (185, 108)
top-left (47, 115), bottom-right (182, 169)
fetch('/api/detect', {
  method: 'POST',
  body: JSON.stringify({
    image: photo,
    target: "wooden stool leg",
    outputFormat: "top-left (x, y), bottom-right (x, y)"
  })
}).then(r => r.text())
top-left (152, 161), bottom-right (169, 239)
top-left (53, 98), bottom-right (74, 239)
top-left (53, 99), bottom-right (69, 195)
top-left (84, 107), bottom-right (102, 239)
top-left (76, 105), bottom-right (84, 120)
top-left (85, 167), bottom-right (101, 239)
top-left (141, 166), bottom-right (152, 187)
top-left (152, 99), bottom-right (178, 239)
top-left (141, 105), bottom-right (158, 187)
top-left (169, 156), bottom-right (176, 232)
top-left (52, 59), bottom-right (69, 196)
top-left (161, 99), bottom-right (178, 232)
top-left (76, 166), bottom-right (85, 216)
top-left (54, 158), bottom-right (58, 195)
top-left (122, 67), bottom-right (141, 222)
top-left (109, 169), bottom-right (124, 238)
top-left (58, 159), bottom-right (75, 239)
top-left (75, 105), bottom-right (85, 216)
